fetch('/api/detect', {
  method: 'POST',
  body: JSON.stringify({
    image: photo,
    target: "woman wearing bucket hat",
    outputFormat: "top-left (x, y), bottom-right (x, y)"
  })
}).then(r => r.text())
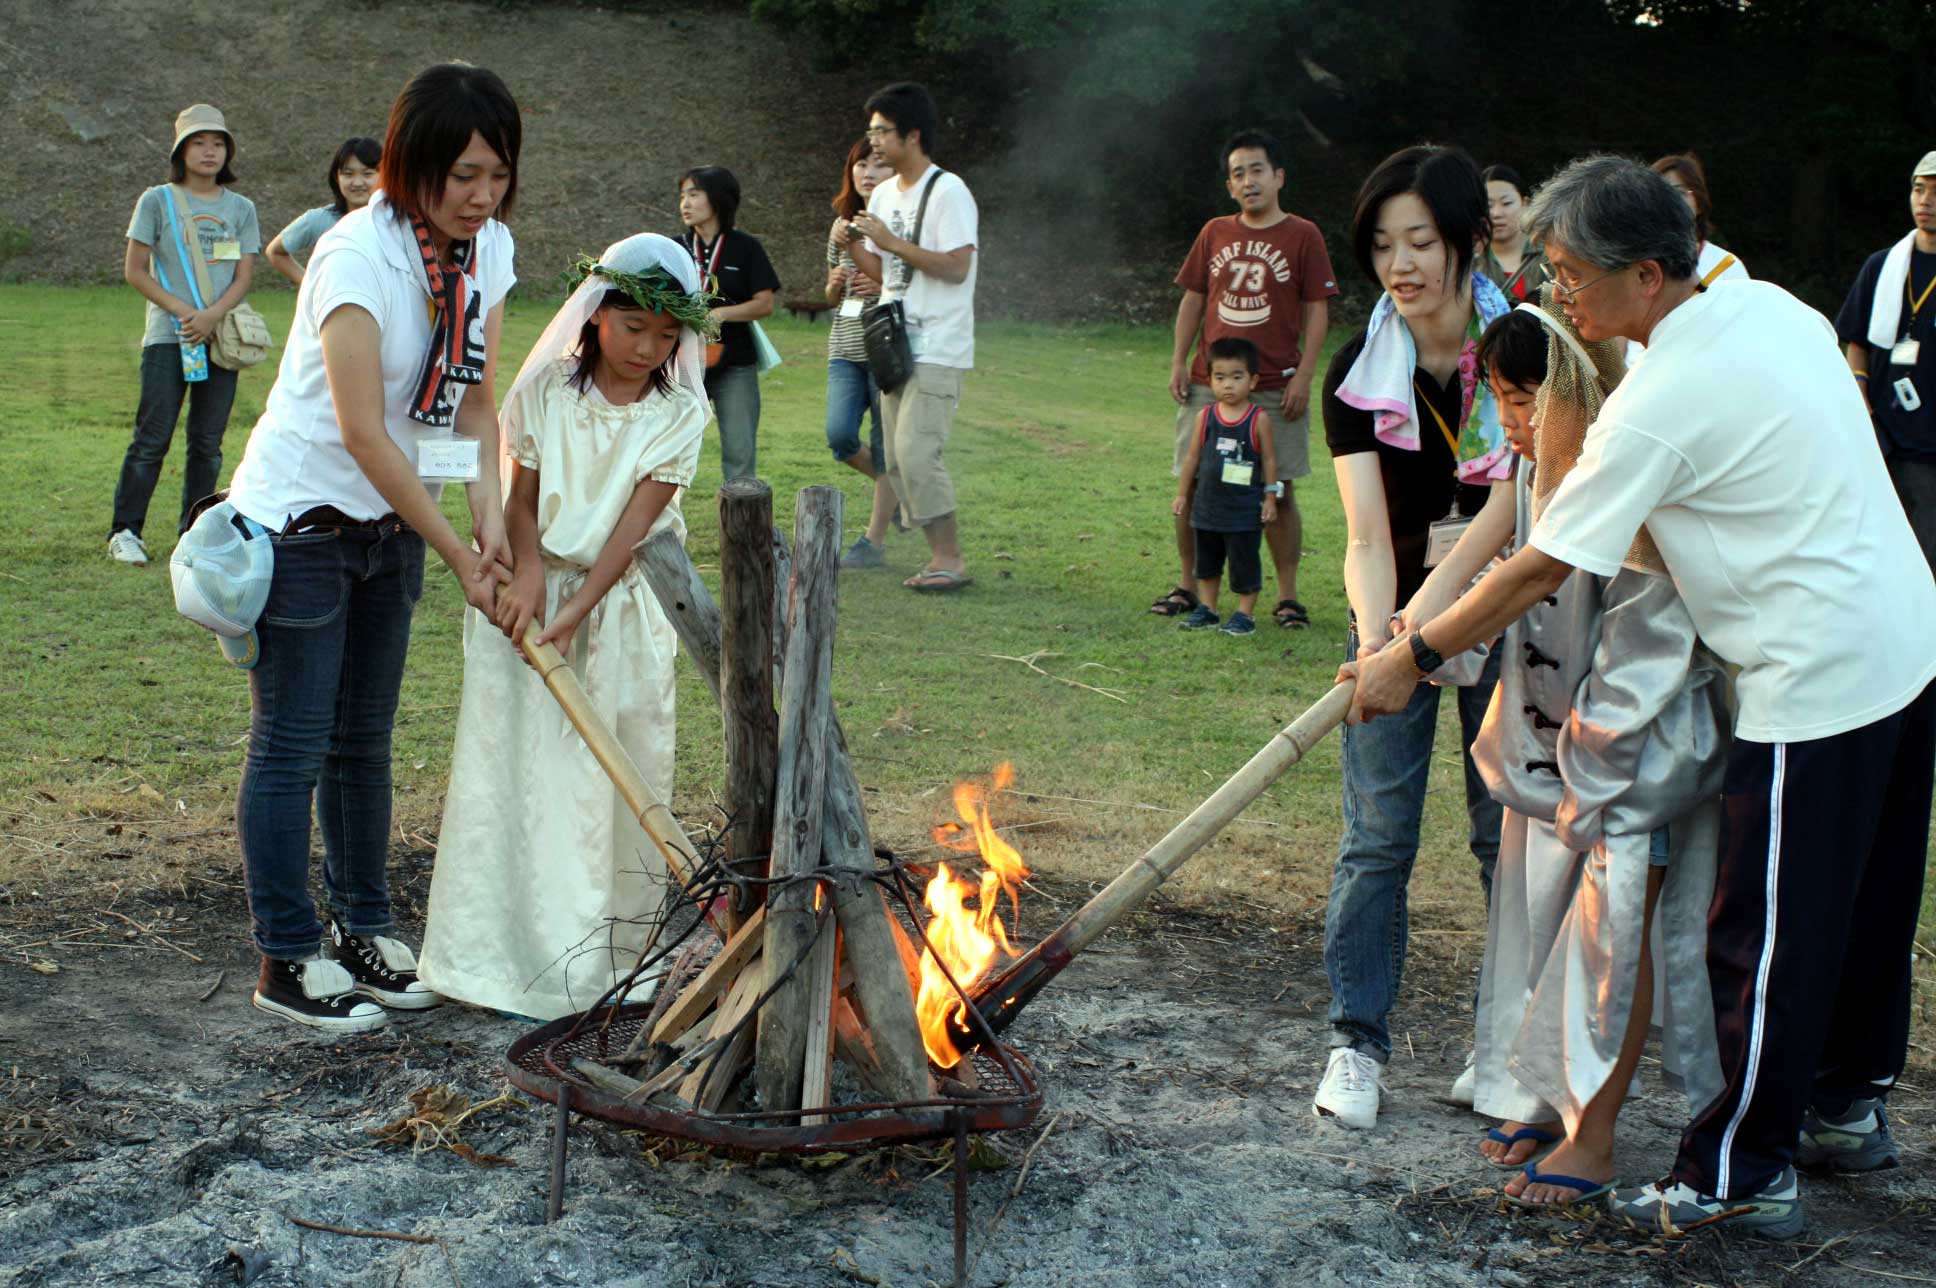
top-left (221, 63), bottom-right (521, 1031)
top-left (112, 103), bottom-right (260, 565)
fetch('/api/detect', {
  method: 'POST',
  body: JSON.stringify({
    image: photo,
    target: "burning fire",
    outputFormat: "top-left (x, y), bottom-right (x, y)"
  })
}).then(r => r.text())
top-left (916, 763), bottom-right (1029, 1068)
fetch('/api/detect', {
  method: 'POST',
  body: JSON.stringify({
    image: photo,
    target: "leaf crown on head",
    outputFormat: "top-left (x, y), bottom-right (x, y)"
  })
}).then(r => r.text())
top-left (564, 255), bottom-right (719, 339)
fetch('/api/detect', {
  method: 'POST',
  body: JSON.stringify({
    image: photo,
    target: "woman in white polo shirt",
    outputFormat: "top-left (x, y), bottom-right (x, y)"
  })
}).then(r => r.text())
top-left (223, 63), bottom-right (521, 1031)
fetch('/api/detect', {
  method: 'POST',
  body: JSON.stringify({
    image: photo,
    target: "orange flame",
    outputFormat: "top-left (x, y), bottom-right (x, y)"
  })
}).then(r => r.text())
top-left (916, 763), bottom-right (1029, 1068)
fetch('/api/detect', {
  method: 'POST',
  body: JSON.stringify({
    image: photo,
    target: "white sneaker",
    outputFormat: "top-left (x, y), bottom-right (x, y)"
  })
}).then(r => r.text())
top-left (1448, 1050), bottom-right (1477, 1106)
top-left (1313, 1047), bottom-right (1385, 1129)
top-left (108, 529), bottom-right (149, 565)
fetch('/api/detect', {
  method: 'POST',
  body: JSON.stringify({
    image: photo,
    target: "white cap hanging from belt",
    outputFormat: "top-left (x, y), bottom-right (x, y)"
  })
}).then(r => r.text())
top-left (170, 501), bottom-right (274, 669)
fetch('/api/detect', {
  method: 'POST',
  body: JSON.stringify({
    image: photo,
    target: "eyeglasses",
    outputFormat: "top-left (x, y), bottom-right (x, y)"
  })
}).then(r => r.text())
top-left (864, 126), bottom-right (897, 139)
top-left (1540, 261), bottom-right (1627, 300)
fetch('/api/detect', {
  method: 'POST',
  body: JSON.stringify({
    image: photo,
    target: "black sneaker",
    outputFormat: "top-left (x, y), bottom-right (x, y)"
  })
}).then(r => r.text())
top-left (252, 956), bottom-right (390, 1032)
top-left (324, 922), bottom-right (442, 1010)
top-left (1797, 1098), bottom-right (1899, 1172)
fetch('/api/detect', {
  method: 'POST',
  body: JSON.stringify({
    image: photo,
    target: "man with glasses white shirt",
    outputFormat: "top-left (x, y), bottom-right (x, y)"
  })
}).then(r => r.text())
top-left (1343, 154), bottom-right (1936, 1238)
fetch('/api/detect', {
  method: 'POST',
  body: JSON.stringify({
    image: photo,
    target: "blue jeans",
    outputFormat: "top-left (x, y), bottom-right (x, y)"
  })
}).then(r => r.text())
top-left (111, 343), bottom-right (238, 538)
top-left (825, 357), bottom-right (884, 470)
top-left (1324, 622), bottom-right (1503, 1061)
top-left (236, 524), bottom-right (424, 959)
top-left (705, 362), bottom-right (761, 481)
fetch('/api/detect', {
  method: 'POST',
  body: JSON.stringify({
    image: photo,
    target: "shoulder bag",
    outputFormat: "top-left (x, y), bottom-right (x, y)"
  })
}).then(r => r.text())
top-left (861, 169), bottom-right (943, 395)
top-left (168, 185), bottom-right (273, 369)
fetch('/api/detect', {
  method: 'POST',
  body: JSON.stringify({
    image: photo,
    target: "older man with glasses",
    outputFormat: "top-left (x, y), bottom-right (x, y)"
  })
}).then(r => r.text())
top-left (1341, 154), bottom-right (1936, 1237)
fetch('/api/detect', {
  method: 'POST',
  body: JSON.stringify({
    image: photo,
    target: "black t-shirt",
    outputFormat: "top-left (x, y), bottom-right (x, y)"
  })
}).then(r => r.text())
top-left (1834, 244), bottom-right (1936, 461)
top-left (1323, 328), bottom-right (1492, 607)
top-left (685, 229), bottom-right (781, 368)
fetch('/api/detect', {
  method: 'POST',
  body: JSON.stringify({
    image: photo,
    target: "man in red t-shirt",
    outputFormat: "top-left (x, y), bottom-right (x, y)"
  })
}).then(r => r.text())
top-left (1155, 129), bottom-right (1338, 629)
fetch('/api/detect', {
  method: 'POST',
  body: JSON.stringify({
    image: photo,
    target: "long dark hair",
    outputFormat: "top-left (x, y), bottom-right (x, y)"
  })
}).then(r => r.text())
top-left (326, 137), bottom-right (383, 215)
top-left (832, 138), bottom-right (873, 219)
top-left (1651, 153), bottom-right (1713, 243)
top-left (567, 289), bottom-right (676, 401)
top-left (378, 63), bottom-right (521, 224)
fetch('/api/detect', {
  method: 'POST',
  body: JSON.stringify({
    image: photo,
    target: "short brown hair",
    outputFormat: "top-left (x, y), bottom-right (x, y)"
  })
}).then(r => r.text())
top-left (1651, 153), bottom-right (1713, 242)
top-left (378, 63), bottom-right (520, 224)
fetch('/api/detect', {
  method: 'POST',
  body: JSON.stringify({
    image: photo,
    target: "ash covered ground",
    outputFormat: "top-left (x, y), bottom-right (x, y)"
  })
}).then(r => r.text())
top-left (4, 847), bottom-right (1932, 1288)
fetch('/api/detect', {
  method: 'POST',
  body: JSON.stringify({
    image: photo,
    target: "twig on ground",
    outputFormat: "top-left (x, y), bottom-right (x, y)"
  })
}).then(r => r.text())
top-left (981, 649), bottom-right (1129, 702)
top-left (196, 970), bottom-right (225, 1002)
top-left (286, 1214), bottom-right (435, 1243)
top-left (965, 1111), bottom-right (1063, 1281)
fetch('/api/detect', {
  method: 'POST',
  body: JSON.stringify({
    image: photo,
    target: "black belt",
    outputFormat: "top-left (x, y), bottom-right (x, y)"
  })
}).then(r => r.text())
top-left (284, 506), bottom-right (405, 534)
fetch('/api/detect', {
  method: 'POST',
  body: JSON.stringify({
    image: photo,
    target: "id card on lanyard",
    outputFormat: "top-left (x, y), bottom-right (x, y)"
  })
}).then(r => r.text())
top-left (1414, 378), bottom-right (1472, 566)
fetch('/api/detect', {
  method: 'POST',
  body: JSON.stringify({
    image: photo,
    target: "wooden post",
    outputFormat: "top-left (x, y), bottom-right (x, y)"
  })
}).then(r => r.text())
top-left (799, 921), bottom-right (839, 1124)
top-left (717, 480), bottom-right (779, 930)
top-left (638, 532), bottom-right (724, 705)
top-left (753, 486), bottom-right (844, 1114)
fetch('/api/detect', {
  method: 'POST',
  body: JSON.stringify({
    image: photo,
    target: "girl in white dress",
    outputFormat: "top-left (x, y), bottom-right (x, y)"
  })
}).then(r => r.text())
top-left (420, 234), bottom-right (716, 1020)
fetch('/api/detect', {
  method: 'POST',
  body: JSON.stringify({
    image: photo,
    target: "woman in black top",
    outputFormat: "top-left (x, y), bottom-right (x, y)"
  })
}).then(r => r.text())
top-left (678, 165), bottom-right (780, 481)
top-left (1311, 144), bottom-right (1514, 1130)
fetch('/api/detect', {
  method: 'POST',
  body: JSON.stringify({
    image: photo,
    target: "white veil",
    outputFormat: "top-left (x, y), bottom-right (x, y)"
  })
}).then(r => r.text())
top-left (499, 232), bottom-right (713, 451)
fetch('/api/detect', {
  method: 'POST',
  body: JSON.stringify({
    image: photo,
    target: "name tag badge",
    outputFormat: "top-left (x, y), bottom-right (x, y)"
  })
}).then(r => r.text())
top-left (838, 297), bottom-right (865, 319)
top-left (417, 435), bottom-right (480, 482)
top-left (210, 240), bottom-right (242, 261)
top-left (1895, 376), bottom-right (1923, 412)
top-left (1891, 338), bottom-right (1921, 367)
top-left (1424, 514), bottom-right (1474, 567)
top-left (1221, 460), bottom-right (1255, 486)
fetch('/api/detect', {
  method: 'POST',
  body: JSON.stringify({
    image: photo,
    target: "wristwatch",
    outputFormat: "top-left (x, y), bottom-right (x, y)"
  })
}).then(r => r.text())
top-left (1408, 629), bottom-right (1444, 675)
top-left (1263, 481), bottom-right (1285, 496)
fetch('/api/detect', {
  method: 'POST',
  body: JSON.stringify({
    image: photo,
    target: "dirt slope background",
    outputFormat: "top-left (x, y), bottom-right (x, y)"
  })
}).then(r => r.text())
top-left (0, 0), bottom-right (1178, 322)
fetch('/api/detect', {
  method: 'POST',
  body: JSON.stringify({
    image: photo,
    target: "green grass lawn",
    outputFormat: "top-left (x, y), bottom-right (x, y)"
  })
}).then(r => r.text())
top-left (3, 284), bottom-right (1930, 1004)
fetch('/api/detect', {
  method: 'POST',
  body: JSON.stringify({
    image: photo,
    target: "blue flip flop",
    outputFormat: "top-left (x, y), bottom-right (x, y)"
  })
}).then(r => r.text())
top-left (1483, 1124), bottom-right (1561, 1168)
top-left (1506, 1160), bottom-right (1616, 1209)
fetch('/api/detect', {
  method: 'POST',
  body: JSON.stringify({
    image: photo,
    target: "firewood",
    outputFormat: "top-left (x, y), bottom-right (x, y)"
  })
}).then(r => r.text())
top-left (637, 526), bottom-right (933, 1103)
top-left (799, 925), bottom-right (840, 1124)
top-left (571, 1057), bottom-right (650, 1101)
top-left (717, 479), bottom-right (779, 930)
top-left (682, 967), bottom-right (762, 1110)
top-left (831, 994), bottom-right (890, 1091)
top-left (824, 734), bottom-right (934, 1103)
top-left (649, 906), bottom-right (765, 1047)
top-left (754, 486), bottom-right (843, 1114)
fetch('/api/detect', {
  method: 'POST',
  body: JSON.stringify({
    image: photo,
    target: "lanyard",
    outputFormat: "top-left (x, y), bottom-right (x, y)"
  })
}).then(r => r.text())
top-left (1412, 378), bottom-right (1461, 456)
top-left (1908, 265), bottom-right (1936, 324)
top-left (1698, 254), bottom-right (1737, 290)
top-left (688, 232), bottom-right (724, 293)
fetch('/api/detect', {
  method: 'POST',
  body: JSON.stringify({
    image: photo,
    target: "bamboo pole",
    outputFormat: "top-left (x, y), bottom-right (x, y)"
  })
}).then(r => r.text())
top-left (518, 626), bottom-right (719, 938)
top-left (955, 680), bottom-right (1357, 1050)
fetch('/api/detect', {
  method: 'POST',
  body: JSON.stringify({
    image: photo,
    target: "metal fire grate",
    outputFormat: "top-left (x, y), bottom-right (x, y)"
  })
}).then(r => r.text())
top-left (505, 1003), bottom-right (1043, 1288)
top-left (504, 1002), bottom-right (1041, 1150)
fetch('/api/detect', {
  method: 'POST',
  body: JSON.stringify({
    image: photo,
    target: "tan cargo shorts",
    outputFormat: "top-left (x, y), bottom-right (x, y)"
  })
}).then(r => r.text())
top-left (1171, 384), bottom-right (1312, 483)
top-left (882, 362), bottom-right (964, 524)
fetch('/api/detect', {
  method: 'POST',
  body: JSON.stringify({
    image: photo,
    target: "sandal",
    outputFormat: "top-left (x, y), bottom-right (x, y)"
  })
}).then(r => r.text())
top-left (1272, 598), bottom-right (1311, 629)
top-left (1150, 586), bottom-right (1200, 617)
top-left (905, 568), bottom-right (972, 593)
top-left (1482, 1124), bottom-right (1561, 1169)
top-left (1505, 1160), bottom-right (1616, 1209)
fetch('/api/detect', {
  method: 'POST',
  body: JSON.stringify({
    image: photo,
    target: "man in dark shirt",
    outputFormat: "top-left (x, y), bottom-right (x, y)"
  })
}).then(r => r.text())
top-left (1835, 150), bottom-right (1936, 569)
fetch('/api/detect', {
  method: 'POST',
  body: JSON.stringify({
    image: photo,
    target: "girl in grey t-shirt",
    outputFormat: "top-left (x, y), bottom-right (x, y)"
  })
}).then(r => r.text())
top-left (265, 136), bottom-right (382, 286)
top-left (111, 103), bottom-right (260, 565)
